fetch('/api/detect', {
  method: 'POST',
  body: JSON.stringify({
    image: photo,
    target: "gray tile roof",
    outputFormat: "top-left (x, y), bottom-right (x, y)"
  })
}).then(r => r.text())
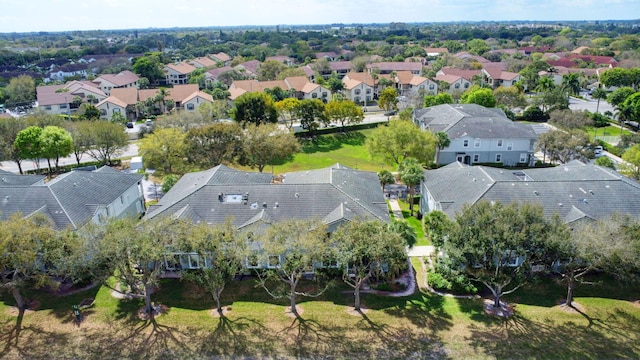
top-left (0, 172), bottom-right (46, 186)
top-left (422, 161), bottom-right (640, 224)
top-left (145, 164), bottom-right (389, 230)
top-left (414, 104), bottom-right (537, 139)
top-left (0, 167), bottom-right (143, 230)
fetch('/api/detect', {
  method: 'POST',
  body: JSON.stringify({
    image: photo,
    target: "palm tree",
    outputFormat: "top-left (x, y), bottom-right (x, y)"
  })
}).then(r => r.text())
top-left (591, 88), bottom-right (608, 114)
top-left (399, 157), bottom-right (424, 217)
top-left (561, 73), bottom-right (581, 97)
top-left (434, 132), bottom-right (450, 165)
top-left (378, 169), bottom-right (395, 191)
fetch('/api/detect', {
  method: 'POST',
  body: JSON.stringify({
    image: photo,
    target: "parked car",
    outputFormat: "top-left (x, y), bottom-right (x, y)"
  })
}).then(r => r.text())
top-left (126, 122), bottom-right (134, 129)
top-left (146, 119), bottom-right (153, 126)
top-left (594, 146), bottom-right (603, 157)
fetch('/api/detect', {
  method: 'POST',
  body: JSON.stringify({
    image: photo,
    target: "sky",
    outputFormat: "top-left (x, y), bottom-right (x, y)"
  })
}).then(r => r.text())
top-left (0, 0), bottom-right (637, 33)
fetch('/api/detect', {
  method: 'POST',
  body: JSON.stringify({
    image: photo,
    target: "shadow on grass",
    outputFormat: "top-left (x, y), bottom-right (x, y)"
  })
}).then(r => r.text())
top-left (0, 311), bottom-right (73, 359)
top-left (465, 307), bottom-right (640, 359)
top-left (198, 315), bottom-right (277, 357)
top-left (301, 131), bottom-right (366, 154)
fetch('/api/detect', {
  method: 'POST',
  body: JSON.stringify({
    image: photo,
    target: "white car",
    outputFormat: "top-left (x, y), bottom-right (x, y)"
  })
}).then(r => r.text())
top-left (594, 146), bottom-right (604, 157)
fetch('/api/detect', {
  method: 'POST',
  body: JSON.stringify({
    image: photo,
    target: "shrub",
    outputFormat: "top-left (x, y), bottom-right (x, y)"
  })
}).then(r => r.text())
top-left (522, 106), bottom-right (548, 122)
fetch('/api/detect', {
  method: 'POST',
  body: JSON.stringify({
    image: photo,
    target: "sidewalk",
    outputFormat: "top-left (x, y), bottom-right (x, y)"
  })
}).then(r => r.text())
top-left (388, 198), bottom-right (403, 220)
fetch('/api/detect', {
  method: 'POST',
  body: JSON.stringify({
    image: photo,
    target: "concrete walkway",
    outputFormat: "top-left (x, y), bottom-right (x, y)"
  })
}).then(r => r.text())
top-left (388, 199), bottom-right (404, 220)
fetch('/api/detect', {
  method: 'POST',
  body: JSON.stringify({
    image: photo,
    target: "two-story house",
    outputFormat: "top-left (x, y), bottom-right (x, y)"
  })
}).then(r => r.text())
top-left (0, 167), bottom-right (145, 231)
top-left (164, 62), bottom-right (196, 85)
top-left (92, 70), bottom-right (140, 96)
top-left (413, 104), bottom-right (538, 166)
top-left (37, 81), bottom-right (108, 116)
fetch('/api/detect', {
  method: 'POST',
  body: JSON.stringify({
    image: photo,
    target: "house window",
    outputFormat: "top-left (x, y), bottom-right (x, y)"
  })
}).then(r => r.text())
top-left (463, 139), bottom-right (469, 147)
top-left (322, 92), bottom-right (327, 97)
top-left (495, 154), bottom-right (502, 162)
top-left (60, 104), bottom-right (68, 109)
top-left (355, 89), bottom-right (361, 95)
top-left (246, 254), bottom-right (259, 268)
top-left (507, 143), bottom-right (513, 151)
top-left (312, 93), bottom-right (318, 98)
top-left (354, 96), bottom-right (361, 103)
top-left (474, 139), bottom-right (481, 148)
top-left (473, 154), bottom-right (479, 163)
top-left (464, 83), bottom-right (470, 88)
top-left (366, 89), bottom-right (371, 94)
top-left (45, 105), bottom-right (52, 110)
top-left (429, 84), bottom-right (435, 90)
top-left (497, 139), bottom-right (503, 147)
top-left (113, 108), bottom-right (120, 113)
top-left (454, 83), bottom-right (460, 89)
top-left (520, 153), bottom-right (528, 163)
top-left (419, 85), bottom-right (425, 89)
top-left (186, 103), bottom-right (195, 111)
top-left (100, 109), bottom-right (106, 115)
top-left (268, 255), bottom-right (280, 268)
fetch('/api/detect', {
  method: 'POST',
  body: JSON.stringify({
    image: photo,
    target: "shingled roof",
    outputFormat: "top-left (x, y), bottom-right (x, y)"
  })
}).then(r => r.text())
top-left (422, 161), bottom-right (640, 224)
top-left (144, 164), bottom-right (389, 230)
top-left (413, 104), bottom-right (537, 139)
top-left (0, 167), bottom-right (143, 230)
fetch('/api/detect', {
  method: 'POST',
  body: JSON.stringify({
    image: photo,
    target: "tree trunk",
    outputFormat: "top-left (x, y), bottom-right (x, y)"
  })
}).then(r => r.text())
top-left (493, 293), bottom-right (501, 308)
top-left (144, 283), bottom-right (154, 317)
top-left (15, 160), bottom-right (23, 174)
top-left (47, 158), bottom-right (53, 175)
top-left (566, 276), bottom-right (575, 307)
top-left (214, 289), bottom-right (223, 315)
top-left (354, 279), bottom-right (363, 312)
top-left (11, 287), bottom-right (26, 312)
top-left (408, 185), bottom-right (415, 216)
top-left (290, 282), bottom-right (298, 317)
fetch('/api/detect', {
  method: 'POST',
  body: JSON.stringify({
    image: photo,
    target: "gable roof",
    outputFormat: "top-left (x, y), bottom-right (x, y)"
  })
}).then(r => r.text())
top-left (423, 161), bottom-right (640, 224)
top-left (164, 62), bottom-right (196, 75)
top-left (37, 81), bottom-right (106, 106)
top-left (366, 62), bottom-right (423, 72)
top-left (414, 104), bottom-right (537, 139)
top-left (190, 57), bottom-right (218, 68)
top-left (93, 70), bottom-right (139, 87)
top-left (210, 52), bottom-right (232, 63)
top-left (144, 164), bottom-right (389, 230)
top-left (205, 66), bottom-right (235, 79)
top-left (437, 67), bottom-right (482, 81)
top-left (0, 167), bottom-right (143, 230)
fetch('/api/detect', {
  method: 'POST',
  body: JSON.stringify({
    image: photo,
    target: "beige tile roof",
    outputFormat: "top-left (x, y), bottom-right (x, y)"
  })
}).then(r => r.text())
top-left (424, 47), bottom-right (449, 54)
top-left (366, 62), bottom-right (422, 72)
top-left (94, 70), bottom-right (139, 87)
top-left (300, 82), bottom-right (320, 93)
top-left (438, 67), bottom-right (481, 81)
top-left (166, 84), bottom-right (200, 102)
top-left (97, 96), bottom-right (128, 108)
top-left (110, 87), bottom-right (139, 105)
top-left (190, 57), bottom-right (218, 68)
top-left (284, 76), bottom-right (309, 91)
top-left (342, 78), bottom-right (363, 90)
top-left (343, 72), bottom-right (375, 87)
top-left (183, 91), bottom-right (214, 103)
top-left (164, 62), bottom-right (196, 75)
top-left (229, 87), bottom-right (247, 101)
top-left (37, 81), bottom-right (106, 106)
top-left (210, 52), bottom-right (231, 62)
top-left (434, 74), bottom-right (464, 84)
top-left (394, 71), bottom-right (414, 85)
top-left (409, 75), bottom-right (430, 86)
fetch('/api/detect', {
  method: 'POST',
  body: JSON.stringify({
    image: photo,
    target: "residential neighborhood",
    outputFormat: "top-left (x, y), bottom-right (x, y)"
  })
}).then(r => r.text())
top-left (0, 17), bottom-right (639, 360)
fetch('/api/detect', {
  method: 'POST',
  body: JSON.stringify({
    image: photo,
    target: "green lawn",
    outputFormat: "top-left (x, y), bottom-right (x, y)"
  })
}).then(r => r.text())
top-left (396, 199), bottom-right (430, 246)
top-left (585, 125), bottom-right (631, 139)
top-left (1, 266), bottom-right (638, 359)
top-left (271, 129), bottom-right (388, 174)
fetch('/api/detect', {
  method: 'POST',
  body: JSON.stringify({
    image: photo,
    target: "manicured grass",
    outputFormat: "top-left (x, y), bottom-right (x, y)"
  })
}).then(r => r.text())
top-left (0, 265), bottom-right (639, 358)
top-left (397, 199), bottom-right (430, 246)
top-left (271, 129), bottom-right (388, 174)
top-left (585, 125), bottom-right (631, 139)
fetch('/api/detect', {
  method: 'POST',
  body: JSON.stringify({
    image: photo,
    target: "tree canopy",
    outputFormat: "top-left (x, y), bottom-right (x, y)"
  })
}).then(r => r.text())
top-left (366, 120), bottom-right (436, 165)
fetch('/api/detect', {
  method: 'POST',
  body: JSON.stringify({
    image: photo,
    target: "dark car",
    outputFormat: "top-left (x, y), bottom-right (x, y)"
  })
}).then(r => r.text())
top-left (126, 122), bottom-right (134, 129)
